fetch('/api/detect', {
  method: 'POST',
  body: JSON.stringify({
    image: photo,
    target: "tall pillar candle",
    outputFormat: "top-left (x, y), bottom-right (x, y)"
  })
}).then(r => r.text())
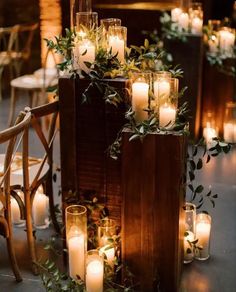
top-left (132, 82), bottom-right (149, 123)
top-left (32, 192), bottom-right (49, 228)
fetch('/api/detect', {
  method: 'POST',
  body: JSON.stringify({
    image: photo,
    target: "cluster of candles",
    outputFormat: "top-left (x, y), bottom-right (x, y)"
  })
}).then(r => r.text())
top-left (207, 20), bottom-right (235, 58)
top-left (184, 202), bottom-right (212, 263)
top-left (131, 71), bottom-right (179, 127)
top-left (11, 185), bottom-right (49, 229)
top-left (171, 3), bottom-right (203, 35)
top-left (66, 205), bottom-right (116, 291)
top-left (73, 12), bottom-right (126, 74)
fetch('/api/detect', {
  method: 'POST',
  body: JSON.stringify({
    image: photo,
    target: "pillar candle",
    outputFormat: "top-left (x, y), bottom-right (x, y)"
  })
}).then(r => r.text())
top-left (86, 260), bottom-right (104, 292)
top-left (191, 17), bottom-right (203, 34)
top-left (184, 230), bottom-right (195, 263)
top-left (32, 192), bottom-right (49, 226)
top-left (108, 35), bottom-right (125, 63)
top-left (171, 8), bottom-right (183, 22)
top-left (223, 122), bottom-right (236, 143)
top-left (159, 104), bottom-right (176, 128)
top-left (195, 221), bottom-right (211, 259)
top-left (219, 30), bottom-right (235, 55)
top-left (203, 126), bottom-right (217, 144)
top-left (132, 82), bottom-right (149, 123)
top-left (178, 13), bottom-right (189, 31)
top-left (75, 40), bottom-right (95, 73)
top-left (68, 233), bottom-right (85, 280)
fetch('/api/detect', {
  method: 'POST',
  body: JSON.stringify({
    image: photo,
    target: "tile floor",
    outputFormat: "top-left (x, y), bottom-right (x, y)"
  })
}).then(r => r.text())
top-left (0, 94), bottom-right (236, 291)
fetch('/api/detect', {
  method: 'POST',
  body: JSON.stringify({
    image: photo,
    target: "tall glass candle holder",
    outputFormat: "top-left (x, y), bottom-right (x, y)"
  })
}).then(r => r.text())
top-left (224, 101), bottom-right (236, 143)
top-left (189, 4), bottom-right (203, 35)
top-left (130, 72), bottom-right (152, 123)
top-left (86, 250), bottom-right (104, 292)
top-left (32, 192), bottom-right (49, 229)
top-left (183, 202), bottom-right (196, 264)
top-left (100, 18), bottom-right (121, 50)
top-left (219, 27), bottom-right (235, 58)
top-left (195, 213), bottom-right (212, 261)
top-left (153, 71), bottom-right (172, 112)
top-left (70, 0), bottom-right (92, 29)
top-left (203, 112), bottom-right (218, 144)
top-left (76, 12), bottom-right (98, 33)
top-left (158, 78), bottom-right (179, 129)
top-left (98, 218), bottom-right (116, 270)
top-left (66, 205), bottom-right (87, 281)
top-left (107, 26), bottom-right (127, 63)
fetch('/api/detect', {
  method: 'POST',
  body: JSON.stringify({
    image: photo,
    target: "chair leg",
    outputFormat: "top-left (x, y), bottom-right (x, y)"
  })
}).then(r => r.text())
top-left (25, 191), bottom-right (39, 275)
top-left (45, 173), bottom-right (61, 234)
top-left (8, 87), bottom-right (17, 126)
top-left (0, 67), bottom-right (4, 102)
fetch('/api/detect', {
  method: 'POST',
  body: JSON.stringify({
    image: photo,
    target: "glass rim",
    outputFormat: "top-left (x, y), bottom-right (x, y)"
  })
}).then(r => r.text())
top-left (76, 11), bottom-right (98, 16)
top-left (98, 218), bottom-right (116, 228)
top-left (184, 202), bottom-right (196, 211)
top-left (87, 249), bottom-right (100, 256)
top-left (108, 25), bottom-right (127, 32)
top-left (65, 204), bottom-right (87, 215)
top-left (101, 18), bottom-right (121, 23)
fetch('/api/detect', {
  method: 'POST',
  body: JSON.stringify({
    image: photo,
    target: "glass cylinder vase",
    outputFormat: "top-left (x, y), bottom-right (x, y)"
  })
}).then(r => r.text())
top-left (107, 26), bottom-right (127, 63)
top-left (202, 111), bottom-right (218, 144)
top-left (70, 0), bottom-right (92, 29)
top-left (183, 202), bottom-right (196, 264)
top-left (153, 71), bottom-right (172, 112)
top-left (218, 27), bottom-right (235, 58)
top-left (86, 249), bottom-right (104, 292)
top-left (98, 218), bottom-right (116, 270)
top-left (66, 205), bottom-right (87, 281)
top-left (100, 18), bottom-right (122, 50)
top-left (157, 77), bottom-right (179, 129)
top-left (224, 101), bottom-right (236, 143)
top-left (195, 213), bottom-right (212, 261)
top-left (76, 12), bottom-right (98, 34)
top-left (130, 72), bottom-right (152, 124)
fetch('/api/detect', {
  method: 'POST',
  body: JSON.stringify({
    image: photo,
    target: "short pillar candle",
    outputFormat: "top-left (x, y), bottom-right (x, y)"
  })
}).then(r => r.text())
top-left (86, 250), bottom-right (104, 292)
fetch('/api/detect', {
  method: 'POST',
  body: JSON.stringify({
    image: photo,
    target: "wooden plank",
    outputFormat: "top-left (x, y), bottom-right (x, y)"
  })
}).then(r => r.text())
top-left (121, 132), bottom-right (186, 291)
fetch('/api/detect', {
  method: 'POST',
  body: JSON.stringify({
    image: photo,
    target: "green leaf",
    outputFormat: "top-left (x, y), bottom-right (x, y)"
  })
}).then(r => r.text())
top-left (196, 158), bottom-right (203, 170)
top-left (195, 185), bottom-right (204, 193)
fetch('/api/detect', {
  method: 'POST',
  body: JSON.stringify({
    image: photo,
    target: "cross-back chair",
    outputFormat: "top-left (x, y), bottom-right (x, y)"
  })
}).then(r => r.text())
top-left (23, 100), bottom-right (60, 273)
top-left (0, 110), bottom-right (31, 282)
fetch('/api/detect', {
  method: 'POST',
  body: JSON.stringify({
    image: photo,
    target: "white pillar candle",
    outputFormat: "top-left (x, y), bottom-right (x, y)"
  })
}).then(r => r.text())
top-left (203, 126), bottom-right (217, 144)
top-left (191, 17), bottom-right (203, 34)
top-left (86, 260), bottom-right (104, 292)
top-left (68, 234), bottom-right (85, 280)
top-left (159, 104), bottom-right (176, 128)
top-left (195, 221), bottom-right (211, 259)
top-left (32, 192), bottom-right (49, 227)
top-left (178, 13), bottom-right (189, 31)
top-left (224, 122), bottom-right (236, 142)
top-left (171, 8), bottom-right (183, 22)
top-left (184, 231), bottom-right (195, 263)
top-left (132, 82), bottom-right (149, 123)
top-left (219, 30), bottom-right (235, 55)
top-left (108, 35), bottom-right (125, 63)
top-left (74, 40), bottom-right (95, 73)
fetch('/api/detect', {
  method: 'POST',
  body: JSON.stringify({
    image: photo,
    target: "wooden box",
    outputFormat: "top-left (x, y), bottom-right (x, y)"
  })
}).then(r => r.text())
top-left (59, 76), bottom-right (127, 222)
top-left (121, 131), bottom-right (186, 291)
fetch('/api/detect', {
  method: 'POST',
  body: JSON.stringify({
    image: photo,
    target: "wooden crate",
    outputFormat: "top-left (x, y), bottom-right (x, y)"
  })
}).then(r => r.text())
top-left (121, 131), bottom-right (186, 291)
top-left (59, 76), bottom-right (127, 223)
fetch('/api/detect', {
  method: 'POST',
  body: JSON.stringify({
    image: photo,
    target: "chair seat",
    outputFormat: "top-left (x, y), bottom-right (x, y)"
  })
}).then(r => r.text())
top-left (0, 154), bottom-right (49, 187)
top-left (10, 74), bottom-right (58, 90)
top-left (34, 68), bottom-right (58, 79)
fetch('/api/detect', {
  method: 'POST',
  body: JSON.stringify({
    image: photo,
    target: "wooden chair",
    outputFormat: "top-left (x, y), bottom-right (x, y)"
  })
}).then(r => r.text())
top-left (0, 110), bottom-right (31, 282)
top-left (0, 25), bottom-right (19, 101)
top-left (8, 48), bottom-right (58, 127)
top-left (22, 100), bottom-right (60, 274)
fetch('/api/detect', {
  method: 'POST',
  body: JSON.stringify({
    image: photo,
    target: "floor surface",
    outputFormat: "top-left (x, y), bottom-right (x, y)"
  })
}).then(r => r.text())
top-left (0, 94), bottom-right (236, 292)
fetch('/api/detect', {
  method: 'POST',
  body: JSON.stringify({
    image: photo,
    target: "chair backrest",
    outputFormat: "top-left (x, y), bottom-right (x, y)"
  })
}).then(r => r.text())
top-left (0, 25), bottom-right (19, 59)
top-left (23, 100), bottom-right (59, 193)
top-left (0, 111), bottom-right (31, 214)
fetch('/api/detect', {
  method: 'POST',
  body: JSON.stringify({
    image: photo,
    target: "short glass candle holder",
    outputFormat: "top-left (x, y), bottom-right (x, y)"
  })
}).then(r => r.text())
top-left (66, 205), bottom-right (87, 281)
top-left (98, 218), bottom-right (116, 270)
top-left (218, 27), bottom-right (235, 58)
top-left (70, 0), bottom-right (92, 29)
top-left (183, 202), bottom-right (196, 264)
top-left (130, 72), bottom-right (152, 123)
top-left (100, 18), bottom-right (121, 50)
top-left (107, 26), bottom-right (127, 63)
top-left (32, 192), bottom-right (49, 229)
top-left (86, 249), bottom-right (104, 292)
top-left (195, 213), bottom-right (212, 261)
top-left (157, 78), bottom-right (179, 129)
top-left (224, 101), bottom-right (236, 143)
